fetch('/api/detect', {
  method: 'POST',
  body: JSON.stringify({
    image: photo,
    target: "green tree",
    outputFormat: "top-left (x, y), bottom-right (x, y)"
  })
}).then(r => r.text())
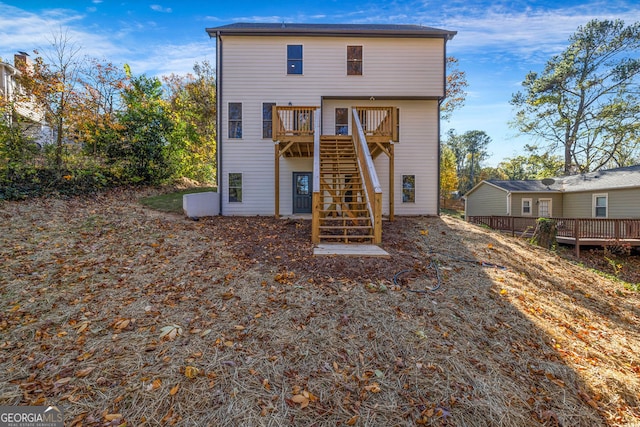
top-left (106, 69), bottom-right (174, 184)
top-left (445, 129), bottom-right (491, 193)
top-left (497, 145), bottom-right (564, 180)
top-left (439, 144), bottom-right (458, 208)
top-left (163, 61), bottom-right (217, 183)
top-left (511, 19), bottom-right (640, 175)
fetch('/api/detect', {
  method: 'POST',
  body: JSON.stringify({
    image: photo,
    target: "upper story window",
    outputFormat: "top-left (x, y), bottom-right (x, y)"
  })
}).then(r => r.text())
top-left (287, 45), bottom-right (303, 75)
top-left (228, 103), bottom-right (242, 139)
top-left (335, 108), bottom-right (348, 135)
top-left (347, 45), bottom-right (362, 75)
top-left (263, 102), bottom-right (275, 139)
top-left (593, 193), bottom-right (608, 218)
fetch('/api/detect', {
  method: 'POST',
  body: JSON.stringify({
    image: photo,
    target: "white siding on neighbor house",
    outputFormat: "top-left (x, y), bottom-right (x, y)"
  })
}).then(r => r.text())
top-left (219, 34), bottom-right (446, 216)
top-left (465, 184), bottom-right (508, 217)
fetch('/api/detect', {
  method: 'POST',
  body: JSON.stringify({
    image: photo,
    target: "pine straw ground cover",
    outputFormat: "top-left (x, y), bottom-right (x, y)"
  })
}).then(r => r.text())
top-left (1, 188), bottom-right (639, 427)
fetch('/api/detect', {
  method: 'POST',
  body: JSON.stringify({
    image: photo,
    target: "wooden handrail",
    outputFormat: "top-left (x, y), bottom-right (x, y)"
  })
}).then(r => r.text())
top-left (352, 108), bottom-right (383, 243)
top-left (354, 106), bottom-right (396, 140)
top-left (272, 106), bottom-right (318, 141)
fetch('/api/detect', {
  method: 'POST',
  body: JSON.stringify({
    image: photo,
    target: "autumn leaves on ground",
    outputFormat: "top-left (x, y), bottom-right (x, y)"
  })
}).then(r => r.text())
top-left (1, 188), bottom-right (639, 426)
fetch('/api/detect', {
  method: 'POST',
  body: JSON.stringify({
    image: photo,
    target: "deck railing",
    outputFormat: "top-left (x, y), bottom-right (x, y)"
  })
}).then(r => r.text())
top-left (354, 106), bottom-right (397, 141)
top-left (468, 216), bottom-right (640, 255)
top-left (352, 108), bottom-right (382, 244)
top-left (272, 106), bottom-right (317, 141)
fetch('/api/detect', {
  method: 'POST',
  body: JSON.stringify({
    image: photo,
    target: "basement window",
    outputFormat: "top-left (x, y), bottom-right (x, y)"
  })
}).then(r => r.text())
top-left (229, 173), bottom-right (242, 203)
top-left (402, 175), bottom-right (415, 203)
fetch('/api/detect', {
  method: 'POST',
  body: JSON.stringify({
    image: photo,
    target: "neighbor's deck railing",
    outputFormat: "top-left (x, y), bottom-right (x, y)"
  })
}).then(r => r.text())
top-left (468, 216), bottom-right (640, 256)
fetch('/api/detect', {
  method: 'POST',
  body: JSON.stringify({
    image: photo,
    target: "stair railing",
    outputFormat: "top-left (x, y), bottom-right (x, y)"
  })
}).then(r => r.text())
top-left (352, 108), bottom-right (382, 243)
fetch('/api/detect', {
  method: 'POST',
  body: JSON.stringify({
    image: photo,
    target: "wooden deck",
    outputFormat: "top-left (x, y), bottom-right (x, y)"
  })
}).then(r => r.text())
top-left (468, 216), bottom-right (640, 256)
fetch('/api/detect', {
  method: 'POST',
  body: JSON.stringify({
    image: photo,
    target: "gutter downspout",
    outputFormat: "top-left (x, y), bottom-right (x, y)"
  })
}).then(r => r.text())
top-left (215, 31), bottom-right (223, 215)
top-left (436, 36), bottom-right (449, 216)
top-left (507, 192), bottom-right (512, 216)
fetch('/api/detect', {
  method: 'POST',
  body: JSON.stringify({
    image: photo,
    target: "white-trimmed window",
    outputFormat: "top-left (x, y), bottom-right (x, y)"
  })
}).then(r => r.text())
top-left (402, 175), bottom-right (415, 203)
top-left (228, 173), bottom-right (242, 203)
top-left (593, 193), bottom-right (608, 218)
top-left (522, 198), bottom-right (532, 216)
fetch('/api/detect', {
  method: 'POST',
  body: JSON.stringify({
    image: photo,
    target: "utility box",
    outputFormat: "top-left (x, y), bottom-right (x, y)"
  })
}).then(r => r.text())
top-left (183, 191), bottom-right (219, 218)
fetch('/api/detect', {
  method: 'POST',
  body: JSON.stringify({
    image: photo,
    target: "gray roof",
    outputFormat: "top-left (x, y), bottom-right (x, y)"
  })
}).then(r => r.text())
top-left (486, 180), bottom-right (561, 192)
top-left (484, 164), bottom-right (640, 194)
top-left (561, 164), bottom-right (640, 192)
top-left (206, 23), bottom-right (456, 40)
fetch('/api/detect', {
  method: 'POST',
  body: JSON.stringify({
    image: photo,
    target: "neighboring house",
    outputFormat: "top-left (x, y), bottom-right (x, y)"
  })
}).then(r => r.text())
top-left (464, 165), bottom-right (640, 219)
top-left (0, 52), bottom-right (50, 146)
top-left (205, 23), bottom-right (456, 243)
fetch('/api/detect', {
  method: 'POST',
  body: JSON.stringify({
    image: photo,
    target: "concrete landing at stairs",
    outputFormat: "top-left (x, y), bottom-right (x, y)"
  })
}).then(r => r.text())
top-left (313, 243), bottom-right (390, 257)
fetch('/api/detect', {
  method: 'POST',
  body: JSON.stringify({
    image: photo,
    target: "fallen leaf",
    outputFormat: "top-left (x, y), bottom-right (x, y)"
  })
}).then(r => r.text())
top-left (104, 414), bottom-right (122, 422)
top-left (185, 366), bottom-right (199, 379)
top-left (75, 367), bottom-right (95, 378)
top-left (169, 384), bottom-right (180, 396)
top-left (346, 415), bottom-right (359, 425)
top-left (146, 378), bottom-right (162, 391)
top-left (159, 324), bottom-right (183, 341)
top-left (364, 382), bottom-right (381, 393)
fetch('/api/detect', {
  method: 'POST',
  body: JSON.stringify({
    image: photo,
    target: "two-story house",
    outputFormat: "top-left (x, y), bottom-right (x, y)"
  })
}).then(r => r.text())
top-left (0, 52), bottom-right (50, 146)
top-left (205, 23), bottom-right (456, 244)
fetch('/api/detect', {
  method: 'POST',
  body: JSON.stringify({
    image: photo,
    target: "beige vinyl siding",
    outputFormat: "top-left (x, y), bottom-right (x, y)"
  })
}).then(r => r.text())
top-left (465, 184), bottom-right (508, 217)
top-left (219, 34), bottom-right (445, 215)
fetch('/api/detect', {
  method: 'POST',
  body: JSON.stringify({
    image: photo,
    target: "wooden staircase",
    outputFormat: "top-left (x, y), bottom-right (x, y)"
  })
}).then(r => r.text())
top-left (317, 136), bottom-right (375, 243)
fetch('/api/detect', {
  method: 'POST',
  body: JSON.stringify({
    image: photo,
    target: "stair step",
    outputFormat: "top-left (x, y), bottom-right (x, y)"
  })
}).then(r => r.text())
top-left (319, 225), bottom-right (372, 230)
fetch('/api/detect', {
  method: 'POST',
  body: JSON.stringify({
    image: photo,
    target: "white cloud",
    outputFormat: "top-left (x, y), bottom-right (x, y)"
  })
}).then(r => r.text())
top-left (150, 5), bottom-right (172, 13)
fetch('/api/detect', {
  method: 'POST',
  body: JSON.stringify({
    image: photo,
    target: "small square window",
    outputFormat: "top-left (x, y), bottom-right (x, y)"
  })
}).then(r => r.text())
top-left (402, 175), bottom-right (415, 203)
top-left (287, 45), bottom-right (303, 75)
top-left (229, 173), bottom-right (242, 202)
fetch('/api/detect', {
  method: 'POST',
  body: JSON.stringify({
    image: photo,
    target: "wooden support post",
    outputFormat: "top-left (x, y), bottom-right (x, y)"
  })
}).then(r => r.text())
top-left (374, 192), bottom-right (383, 244)
top-left (389, 143), bottom-right (394, 221)
top-left (312, 192), bottom-right (320, 243)
top-left (274, 142), bottom-right (280, 219)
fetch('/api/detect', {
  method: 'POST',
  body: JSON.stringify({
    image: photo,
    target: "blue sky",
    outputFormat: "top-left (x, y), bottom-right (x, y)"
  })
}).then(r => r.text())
top-left (1, 0), bottom-right (639, 165)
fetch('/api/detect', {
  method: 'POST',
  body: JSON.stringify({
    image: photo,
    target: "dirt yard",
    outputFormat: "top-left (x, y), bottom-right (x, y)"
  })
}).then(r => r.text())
top-left (1, 188), bottom-right (639, 426)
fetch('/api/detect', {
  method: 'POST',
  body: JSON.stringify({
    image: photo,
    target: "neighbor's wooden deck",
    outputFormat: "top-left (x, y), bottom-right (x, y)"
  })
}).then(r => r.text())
top-left (468, 216), bottom-right (640, 256)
